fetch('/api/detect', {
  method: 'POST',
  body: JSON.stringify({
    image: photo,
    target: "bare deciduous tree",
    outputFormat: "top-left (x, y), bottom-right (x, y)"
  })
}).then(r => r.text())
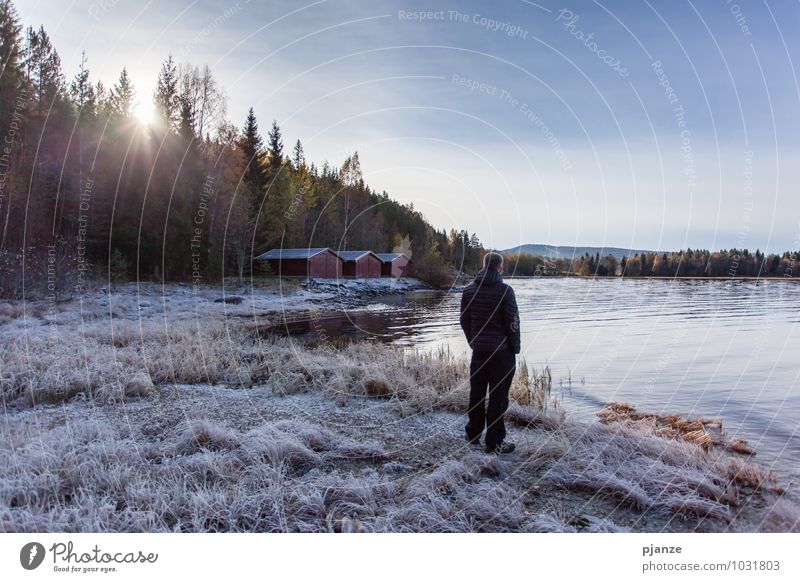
top-left (178, 63), bottom-right (227, 138)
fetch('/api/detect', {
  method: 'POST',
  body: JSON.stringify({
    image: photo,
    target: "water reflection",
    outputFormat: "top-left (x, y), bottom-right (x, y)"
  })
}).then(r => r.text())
top-left (263, 291), bottom-right (458, 345)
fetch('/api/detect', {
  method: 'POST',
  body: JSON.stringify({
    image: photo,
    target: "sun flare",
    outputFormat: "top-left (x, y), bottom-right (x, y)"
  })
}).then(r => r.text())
top-left (134, 101), bottom-right (153, 125)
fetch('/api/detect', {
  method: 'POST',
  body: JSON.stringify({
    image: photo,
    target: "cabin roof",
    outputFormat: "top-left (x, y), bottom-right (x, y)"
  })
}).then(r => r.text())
top-left (254, 247), bottom-right (334, 260)
top-left (337, 250), bottom-right (379, 262)
top-left (375, 253), bottom-right (411, 263)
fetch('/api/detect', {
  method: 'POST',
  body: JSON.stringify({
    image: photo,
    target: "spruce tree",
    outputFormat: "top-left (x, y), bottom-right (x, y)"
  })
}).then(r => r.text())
top-left (267, 119), bottom-right (283, 170)
top-left (110, 68), bottom-right (134, 118)
top-left (238, 107), bottom-right (267, 192)
top-left (69, 51), bottom-right (95, 120)
top-left (177, 95), bottom-right (195, 140)
top-left (292, 139), bottom-right (304, 169)
top-left (24, 25), bottom-right (65, 115)
top-left (0, 0), bottom-right (23, 128)
top-left (154, 54), bottom-right (178, 132)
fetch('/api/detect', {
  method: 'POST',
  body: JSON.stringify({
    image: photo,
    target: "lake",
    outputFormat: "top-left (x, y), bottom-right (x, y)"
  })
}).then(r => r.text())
top-left (269, 278), bottom-right (800, 481)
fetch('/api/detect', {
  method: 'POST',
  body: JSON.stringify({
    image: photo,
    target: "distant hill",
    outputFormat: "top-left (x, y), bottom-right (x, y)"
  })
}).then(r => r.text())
top-left (501, 244), bottom-right (658, 261)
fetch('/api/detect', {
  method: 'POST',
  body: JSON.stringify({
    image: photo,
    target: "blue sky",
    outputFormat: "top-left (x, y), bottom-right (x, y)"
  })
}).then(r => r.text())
top-left (17, 0), bottom-right (800, 252)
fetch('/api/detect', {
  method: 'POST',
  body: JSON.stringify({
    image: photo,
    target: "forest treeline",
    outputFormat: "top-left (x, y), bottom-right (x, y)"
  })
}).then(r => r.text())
top-left (503, 248), bottom-right (800, 278)
top-left (0, 0), bottom-right (483, 297)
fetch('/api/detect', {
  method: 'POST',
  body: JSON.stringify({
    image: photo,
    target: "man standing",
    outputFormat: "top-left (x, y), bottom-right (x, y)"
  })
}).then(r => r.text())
top-left (459, 251), bottom-right (521, 454)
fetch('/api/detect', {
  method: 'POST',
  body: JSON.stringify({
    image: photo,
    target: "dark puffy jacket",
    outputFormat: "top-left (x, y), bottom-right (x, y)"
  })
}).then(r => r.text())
top-left (459, 268), bottom-right (521, 354)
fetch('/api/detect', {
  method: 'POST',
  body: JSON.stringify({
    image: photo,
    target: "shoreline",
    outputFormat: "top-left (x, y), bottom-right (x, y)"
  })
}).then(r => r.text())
top-left (0, 278), bottom-right (434, 326)
top-left (505, 274), bottom-right (800, 281)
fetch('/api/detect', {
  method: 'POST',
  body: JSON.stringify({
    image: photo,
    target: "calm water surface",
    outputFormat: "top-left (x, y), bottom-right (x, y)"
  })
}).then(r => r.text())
top-left (270, 278), bottom-right (800, 480)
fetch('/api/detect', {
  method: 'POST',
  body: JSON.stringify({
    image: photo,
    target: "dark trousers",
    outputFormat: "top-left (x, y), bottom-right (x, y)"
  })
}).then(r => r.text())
top-left (465, 349), bottom-right (516, 449)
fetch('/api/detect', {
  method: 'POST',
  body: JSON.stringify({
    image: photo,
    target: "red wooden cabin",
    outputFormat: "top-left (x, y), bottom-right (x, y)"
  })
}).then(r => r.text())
top-left (376, 253), bottom-right (414, 278)
top-left (255, 247), bottom-right (342, 278)
top-left (338, 251), bottom-right (383, 278)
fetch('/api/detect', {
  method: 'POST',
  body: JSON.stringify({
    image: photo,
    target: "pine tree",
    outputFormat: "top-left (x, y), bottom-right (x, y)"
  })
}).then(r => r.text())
top-left (267, 119), bottom-right (283, 170)
top-left (24, 25), bottom-right (65, 116)
top-left (110, 68), bottom-right (135, 118)
top-left (177, 95), bottom-right (194, 140)
top-left (69, 51), bottom-right (95, 120)
top-left (68, 50), bottom-right (95, 211)
top-left (95, 80), bottom-right (112, 118)
top-left (238, 107), bottom-right (267, 193)
top-left (153, 54), bottom-right (178, 132)
top-left (606, 254), bottom-right (618, 276)
top-left (771, 254), bottom-right (780, 274)
top-left (0, 0), bottom-right (23, 127)
top-left (292, 139), bottom-right (304, 169)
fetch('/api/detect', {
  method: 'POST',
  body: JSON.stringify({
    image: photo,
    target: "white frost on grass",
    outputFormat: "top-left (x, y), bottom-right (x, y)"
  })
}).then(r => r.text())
top-left (0, 412), bottom-right (521, 533)
top-left (1, 281), bottom-right (332, 331)
top-left (1, 285), bottom-right (798, 533)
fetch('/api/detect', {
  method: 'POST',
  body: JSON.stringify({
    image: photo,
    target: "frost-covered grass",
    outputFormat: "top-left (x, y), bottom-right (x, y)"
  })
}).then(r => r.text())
top-left (0, 414), bottom-right (530, 533)
top-left (0, 316), bottom-right (470, 410)
top-left (1, 289), bottom-right (798, 533)
top-left (2, 391), bottom-right (795, 533)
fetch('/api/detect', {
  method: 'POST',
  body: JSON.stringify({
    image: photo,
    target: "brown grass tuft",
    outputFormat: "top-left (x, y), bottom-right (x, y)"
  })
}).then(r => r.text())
top-left (598, 401), bottom-right (753, 455)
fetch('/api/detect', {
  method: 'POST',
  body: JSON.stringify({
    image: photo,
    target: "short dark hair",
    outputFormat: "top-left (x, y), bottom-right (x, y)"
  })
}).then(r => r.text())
top-left (483, 252), bottom-right (504, 271)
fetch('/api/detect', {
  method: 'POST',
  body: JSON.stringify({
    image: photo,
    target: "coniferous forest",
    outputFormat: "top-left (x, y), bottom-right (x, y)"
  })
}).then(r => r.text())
top-left (503, 248), bottom-right (800, 278)
top-left (0, 0), bottom-right (484, 298)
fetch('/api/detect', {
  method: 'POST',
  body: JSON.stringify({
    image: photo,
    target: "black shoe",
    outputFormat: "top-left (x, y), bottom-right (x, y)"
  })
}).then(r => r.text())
top-left (466, 434), bottom-right (482, 446)
top-left (486, 442), bottom-right (515, 454)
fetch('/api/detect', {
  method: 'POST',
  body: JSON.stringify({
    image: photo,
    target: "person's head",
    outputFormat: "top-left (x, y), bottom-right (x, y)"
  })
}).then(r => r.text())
top-left (483, 251), bottom-right (504, 273)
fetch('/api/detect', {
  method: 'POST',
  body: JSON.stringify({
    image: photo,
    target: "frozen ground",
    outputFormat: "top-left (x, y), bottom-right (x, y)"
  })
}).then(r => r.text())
top-left (303, 277), bottom-right (432, 302)
top-left (1, 284), bottom-right (798, 532)
top-left (3, 383), bottom-right (796, 533)
top-left (0, 278), bottom-right (430, 330)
